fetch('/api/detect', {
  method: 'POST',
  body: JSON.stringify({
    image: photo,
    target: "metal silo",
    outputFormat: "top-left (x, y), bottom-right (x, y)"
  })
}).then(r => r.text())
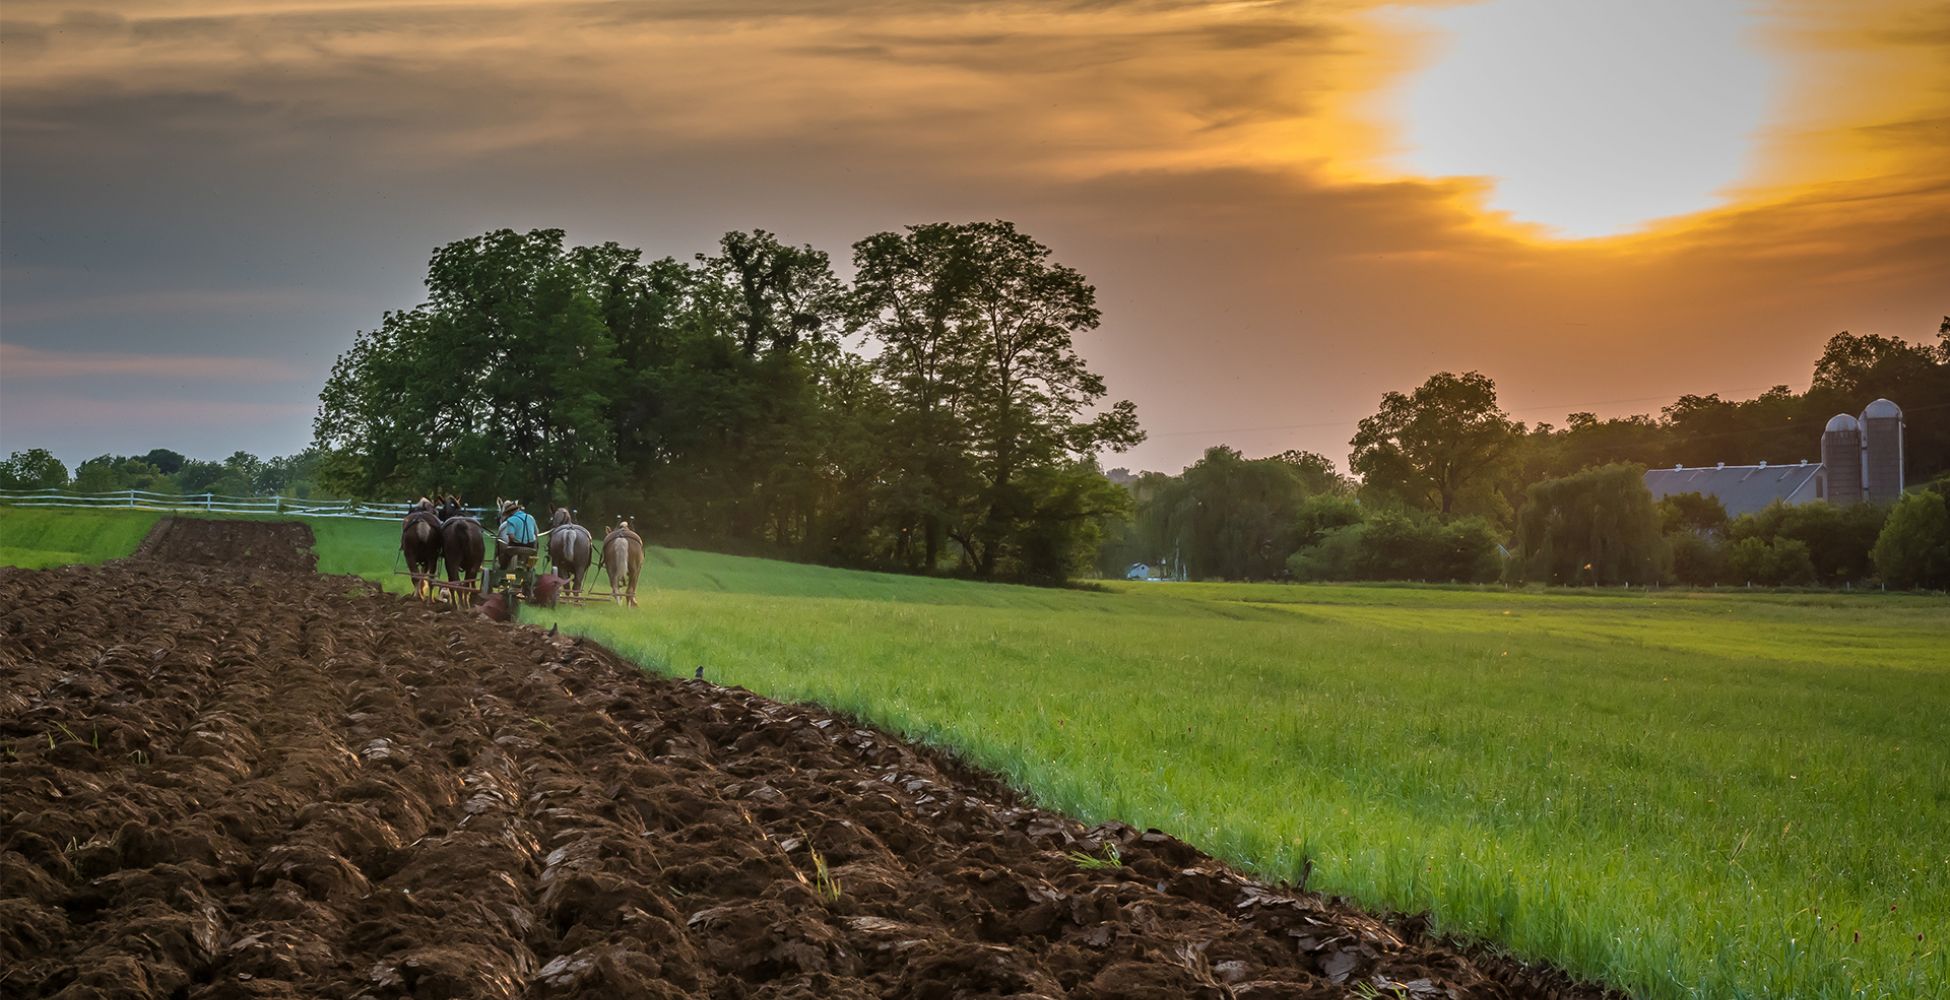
top-left (1820, 413), bottom-right (1863, 505)
top-left (1859, 398), bottom-right (1904, 503)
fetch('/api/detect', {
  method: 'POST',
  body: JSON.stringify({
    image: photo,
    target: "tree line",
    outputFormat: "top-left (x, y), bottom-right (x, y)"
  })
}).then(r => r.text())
top-left (1102, 319), bottom-right (1950, 589)
top-left (0, 447), bottom-right (326, 500)
top-left (7, 223), bottom-right (1943, 590)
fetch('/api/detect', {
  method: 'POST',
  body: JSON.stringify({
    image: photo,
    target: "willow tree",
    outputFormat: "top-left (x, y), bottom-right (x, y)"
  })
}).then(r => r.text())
top-left (1516, 463), bottom-right (1667, 585)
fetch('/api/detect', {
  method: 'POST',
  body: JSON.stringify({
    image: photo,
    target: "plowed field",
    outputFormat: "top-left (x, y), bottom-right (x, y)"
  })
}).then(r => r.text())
top-left (1, 520), bottom-right (1611, 998)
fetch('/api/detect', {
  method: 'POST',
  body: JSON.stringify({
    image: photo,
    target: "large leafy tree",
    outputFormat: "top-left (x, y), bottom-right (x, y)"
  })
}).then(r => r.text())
top-left (852, 221), bottom-right (1140, 577)
top-left (315, 221), bottom-right (1136, 583)
top-left (682, 231), bottom-right (851, 546)
top-left (850, 223), bottom-right (982, 569)
top-left (317, 229), bottom-right (620, 508)
top-left (1350, 370), bottom-right (1519, 523)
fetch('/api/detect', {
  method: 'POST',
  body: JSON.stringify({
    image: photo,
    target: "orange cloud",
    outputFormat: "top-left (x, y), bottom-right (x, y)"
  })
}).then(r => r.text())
top-left (0, 0), bottom-right (1943, 469)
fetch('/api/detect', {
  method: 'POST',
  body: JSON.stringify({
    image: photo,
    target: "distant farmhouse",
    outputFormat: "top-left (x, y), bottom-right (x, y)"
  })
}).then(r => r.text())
top-left (1642, 398), bottom-right (1905, 517)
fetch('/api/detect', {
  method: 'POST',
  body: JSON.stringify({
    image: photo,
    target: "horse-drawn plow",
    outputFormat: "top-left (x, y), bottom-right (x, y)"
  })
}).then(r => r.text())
top-left (397, 527), bottom-right (635, 613)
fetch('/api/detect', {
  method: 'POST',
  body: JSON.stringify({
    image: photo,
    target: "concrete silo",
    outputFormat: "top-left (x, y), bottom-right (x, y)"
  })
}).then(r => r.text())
top-left (1859, 398), bottom-right (1904, 503)
top-left (1820, 413), bottom-right (1863, 505)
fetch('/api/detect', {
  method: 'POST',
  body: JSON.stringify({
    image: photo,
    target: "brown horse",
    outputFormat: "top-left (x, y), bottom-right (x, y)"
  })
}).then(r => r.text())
top-left (546, 507), bottom-right (593, 598)
top-left (441, 514), bottom-right (485, 607)
top-left (400, 498), bottom-right (444, 600)
top-left (599, 522), bottom-right (644, 607)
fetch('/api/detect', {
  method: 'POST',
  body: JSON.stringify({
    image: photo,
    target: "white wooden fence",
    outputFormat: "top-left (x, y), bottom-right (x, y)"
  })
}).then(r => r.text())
top-left (0, 487), bottom-right (487, 522)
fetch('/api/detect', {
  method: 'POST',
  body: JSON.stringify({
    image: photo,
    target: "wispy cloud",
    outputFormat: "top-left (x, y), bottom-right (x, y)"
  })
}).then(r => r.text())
top-left (0, 287), bottom-right (335, 326)
top-left (0, 0), bottom-right (1944, 469)
top-left (0, 342), bottom-right (302, 381)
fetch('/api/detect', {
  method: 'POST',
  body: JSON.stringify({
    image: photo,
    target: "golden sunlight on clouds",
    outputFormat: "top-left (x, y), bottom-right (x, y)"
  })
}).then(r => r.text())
top-left (2, 0), bottom-right (1944, 466)
top-left (6, 0), bottom-right (1934, 232)
top-left (1358, 0), bottom-right (1950, 247)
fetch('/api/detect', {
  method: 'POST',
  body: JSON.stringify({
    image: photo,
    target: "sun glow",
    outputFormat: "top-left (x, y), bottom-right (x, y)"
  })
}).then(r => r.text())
top-left (1385, 0), bottom-right (1780, 241)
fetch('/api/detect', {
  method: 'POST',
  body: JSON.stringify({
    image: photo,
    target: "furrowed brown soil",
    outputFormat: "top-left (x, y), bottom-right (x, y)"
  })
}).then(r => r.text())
top-left (131, 517), bottom-right (318, 572)
top-left (1, 520), bottom-right (1617, 999)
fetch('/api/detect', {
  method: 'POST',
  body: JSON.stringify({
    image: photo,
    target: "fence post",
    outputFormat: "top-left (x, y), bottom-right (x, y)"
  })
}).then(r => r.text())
top-left (205, 492), bottom-right (213, 512)
top-left (128, 489), bottom-right (136, 509)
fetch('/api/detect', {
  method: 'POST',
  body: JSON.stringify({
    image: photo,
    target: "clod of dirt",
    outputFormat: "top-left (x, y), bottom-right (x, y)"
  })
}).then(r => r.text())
top-left (0, 521), bottom-right (1621, 998)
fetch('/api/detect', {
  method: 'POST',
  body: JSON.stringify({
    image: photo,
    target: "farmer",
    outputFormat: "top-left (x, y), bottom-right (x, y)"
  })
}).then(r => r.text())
top-left (495, 499), bottom-right (539, 573)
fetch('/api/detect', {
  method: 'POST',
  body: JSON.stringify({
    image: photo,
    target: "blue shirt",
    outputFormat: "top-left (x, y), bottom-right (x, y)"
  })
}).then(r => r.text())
top-left (499, 509), bottom-right (538, 545)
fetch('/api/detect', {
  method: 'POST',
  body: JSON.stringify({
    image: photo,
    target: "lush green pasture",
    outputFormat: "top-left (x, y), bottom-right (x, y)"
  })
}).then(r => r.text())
top-left (0, 506), bottom-right (160, 567)
top-left (545, 560), bottom-right (1950, 1000)
top-left (5, 509), bottom-right (1947, 999)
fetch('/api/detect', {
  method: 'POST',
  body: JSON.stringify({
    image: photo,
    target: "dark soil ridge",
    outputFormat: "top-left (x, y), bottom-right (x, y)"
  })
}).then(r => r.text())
top-left (0, 519), bottom-right (1623, 998)
top-left (130, 516), bottom-right (318, 573)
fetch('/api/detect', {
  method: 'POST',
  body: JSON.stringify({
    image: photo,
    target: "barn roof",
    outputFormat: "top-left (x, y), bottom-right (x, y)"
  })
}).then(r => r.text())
top-left (1642, 463), bottom-right (1822, 517)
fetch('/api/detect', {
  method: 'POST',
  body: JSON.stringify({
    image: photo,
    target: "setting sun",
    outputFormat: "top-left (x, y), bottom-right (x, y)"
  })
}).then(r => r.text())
top-left (1387, 0), bottom-right (1778, 239)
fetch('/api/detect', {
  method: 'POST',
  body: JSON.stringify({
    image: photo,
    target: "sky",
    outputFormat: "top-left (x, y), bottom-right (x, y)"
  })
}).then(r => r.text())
top-left (2, 0), bottom-right (1946, 476)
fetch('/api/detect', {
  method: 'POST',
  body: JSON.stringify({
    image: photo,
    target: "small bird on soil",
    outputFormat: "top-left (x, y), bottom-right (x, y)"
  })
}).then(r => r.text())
top-left (547, 623), bottom-right (558, 638)
top-left (694, 665), bottom-right (705, 680)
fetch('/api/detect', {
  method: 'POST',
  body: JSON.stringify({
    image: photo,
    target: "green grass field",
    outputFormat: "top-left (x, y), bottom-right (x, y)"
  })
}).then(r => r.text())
top-left (5, 507), bottom-right (1947, 999)
top-left (0, 506), bottom-right (161, 568)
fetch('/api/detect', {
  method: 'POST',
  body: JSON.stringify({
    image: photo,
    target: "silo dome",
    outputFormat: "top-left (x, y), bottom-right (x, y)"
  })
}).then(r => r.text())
top-left (1824, 413), bottom-right (1860, 432)
top-left (1861, 398), bottom-right (1902, 420)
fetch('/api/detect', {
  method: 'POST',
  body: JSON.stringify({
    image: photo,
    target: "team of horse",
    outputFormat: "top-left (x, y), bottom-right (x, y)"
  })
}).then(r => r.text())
top-left (399, 497), bottom-right (641, 608)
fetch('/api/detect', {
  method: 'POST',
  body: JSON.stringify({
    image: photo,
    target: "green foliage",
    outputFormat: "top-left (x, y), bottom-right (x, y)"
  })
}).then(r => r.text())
top-left (1728, 501), bottom-right (1888, 585)
top-left (72, 455), bottom-right (168, 493)
top-left (141, 448), bottom-right (186, 475)
top-left (1665, 531), bottom-right (1725, 586)
top-left (1123, 446), bottom-right (1349, 580)
top-left (0, 448), bottom-right (68, 490)
top-left (1725, 536), bottom-right (1818, 586)
top-left (314, 223), bottom-right (1137, 583)
top-left (34, 446), bottom-right (319, 499)
top-left (1872, 490), bottom-right (1950, 589)
top-left (1287, 508), bottom-right (1501, 583)
top-left (1004, 461), bottom-right (1133, 584)
top-left (316, 228), bottom-right (623, 509)
top-left (1655, 491), bottom-right (1728, 535)
top-left (852, 220), bottom-right (1141, 578)
top-left (1293, 493), bottom-right (1363, 547)
top-left (1350, 370), bottom-right (1519, 525)
top-left (1515, 464), bottom-right (1666, 585)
